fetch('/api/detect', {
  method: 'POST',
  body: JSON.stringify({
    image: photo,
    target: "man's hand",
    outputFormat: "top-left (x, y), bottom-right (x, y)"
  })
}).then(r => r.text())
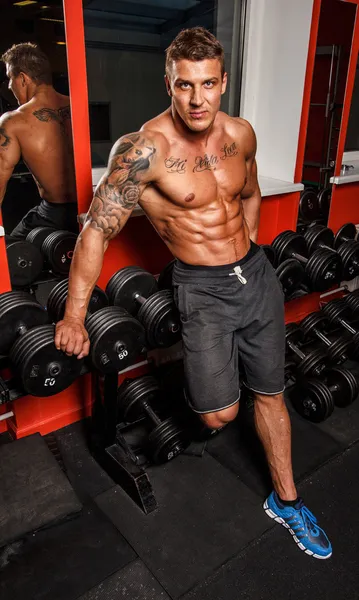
top-left (55, 318), bottom-right (90, 359)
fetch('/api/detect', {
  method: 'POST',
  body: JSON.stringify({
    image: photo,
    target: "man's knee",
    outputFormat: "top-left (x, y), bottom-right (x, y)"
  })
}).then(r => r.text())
top-left (200, 403), bottom-right (239, 430)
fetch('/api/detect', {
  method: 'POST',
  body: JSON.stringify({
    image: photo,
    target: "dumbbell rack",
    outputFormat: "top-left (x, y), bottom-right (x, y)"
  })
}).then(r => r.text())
top-left (90, 371), bottom-right (158, 514)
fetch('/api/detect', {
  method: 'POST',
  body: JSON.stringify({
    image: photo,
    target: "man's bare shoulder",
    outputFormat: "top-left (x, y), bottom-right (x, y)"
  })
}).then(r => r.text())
top-left (222, 115), bottom-right (256, 157)
top-left (0, 109), bottom-right (24, 130)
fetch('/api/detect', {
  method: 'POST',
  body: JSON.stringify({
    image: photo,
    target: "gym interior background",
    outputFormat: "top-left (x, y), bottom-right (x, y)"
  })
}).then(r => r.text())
top-left (1, 1), bottom-right (359, 599)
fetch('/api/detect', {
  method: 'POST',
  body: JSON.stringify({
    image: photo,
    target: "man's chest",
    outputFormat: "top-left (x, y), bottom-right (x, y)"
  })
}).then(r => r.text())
top-left (154, 139), bottom-right (248, 208)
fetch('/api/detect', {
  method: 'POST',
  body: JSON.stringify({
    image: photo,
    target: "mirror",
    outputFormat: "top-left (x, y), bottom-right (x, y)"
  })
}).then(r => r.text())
top-left (83, 0), bottom-right (246, 169)
top-left (298, 0), bottom-right (357, 230)
top-left (0, 0), bottom-right (78, 289)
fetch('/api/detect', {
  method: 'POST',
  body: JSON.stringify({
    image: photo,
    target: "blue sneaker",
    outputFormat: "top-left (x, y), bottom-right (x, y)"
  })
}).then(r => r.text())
top-left (263, 491), bottom-right (332, 559)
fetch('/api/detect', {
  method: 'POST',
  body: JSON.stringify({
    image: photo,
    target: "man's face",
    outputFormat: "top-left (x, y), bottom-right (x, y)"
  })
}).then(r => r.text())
top-left (6, 64), bottom-right (25, 105)
top-left (166, 58), bottom-right (227, 133)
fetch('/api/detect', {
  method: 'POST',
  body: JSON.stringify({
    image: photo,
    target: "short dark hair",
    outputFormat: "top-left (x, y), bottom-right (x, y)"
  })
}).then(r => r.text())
top-left (1, 42), bottom-right (52, 85)
top-left (165, 27), bottom-right (225, 78)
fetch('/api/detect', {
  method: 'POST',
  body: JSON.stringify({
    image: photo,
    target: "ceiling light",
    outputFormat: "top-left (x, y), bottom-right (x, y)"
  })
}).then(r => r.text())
top-left (56, 41), bottom-right (66, 45)
top-left (13, 1), bottom-right (38, 6)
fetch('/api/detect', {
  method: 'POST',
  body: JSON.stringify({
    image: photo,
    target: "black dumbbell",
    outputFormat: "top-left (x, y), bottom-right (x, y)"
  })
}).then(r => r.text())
top-left (118, 375), bottom-right (189, 463)
top-left (106, 266), bottom-right (181, 349)
top-left (286, 323), bottom-right (327, 379)
top-left (272, 230), bottom-right (342, 292)
top-left (298, 188), bottom-right (321, 222)
top-left (275, 259), bottom-right (305, 298)
top-left (27, 228), bottom-right (77, 276)
top-left (285, 284), bottom-right (311, 302)
top-left (332, 223), bottom-right (359, 280)
top-left (85, 306), bottom-right (146, 373)
top-left (5, 236), bottom-right (44, 287)
top-left (299, 311), bottom-right (352, 365)
top-left (0, 291), bottom-right (83, 396)
top-left (291, 366), bottom-right (358, 423)
top-left (344, 290), bottom-right (359, 314)
top-left (47, 278), bottom-right (109, 322)
top-left (322, 298), bottom-right (359, 358)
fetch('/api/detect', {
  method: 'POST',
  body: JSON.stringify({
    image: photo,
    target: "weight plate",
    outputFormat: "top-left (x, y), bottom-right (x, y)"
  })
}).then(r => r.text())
top-left (322, 299), bottom-right (350, 323)
top-left (298, 346), bottom-right (327, 378)
top-left (326, 367), bottom-right (359, 408)
top-left (272, 231), bottom-right (308, 266)
top-left (42, 230), bottom-right (77, 275)
top-left (318, 187), bottom-right (332, 218)
top-left (275, 259), bottom-right (305, 297)
top-left (261, 244), bottom-right (276, 266)
top-left (10, 324), bottom-right (83, 397)
top-left (334, 223), bottom-right (357, 250)
top-left (148, 417), bottom-right (188, 463)
top-left (344, 291), bottom-right (359, 315)
top-left (306, 248), bottom-right (342, 292)
top-left (86, 306), bottom-right (145, 373)
top-left (291, 379), bottom-right (334, 423)
top-left (5, 237), bottom-right (44, 287)
top-left (336, 240), bottom-right (359, 280)
top-left (300, 312), bottom-right (329, 339)
top-left (158, 260), bottom-right (176, 290)
top-left (138, 290), bottom-right (181, 348)
top-left (299, 188), bottom-right (321, 222)
top-left (106, 266), bottom-right (158, 314)
top-left (118, 375), bottom-right (160, 423)
top-left (303, 225), bottom-right (334, 255)
top-left (47, 279), bottom-right (109, 322)
top-left (325, 334), bottom-right (352, 365)
top-left (26, 227), bottom-right (56, 250)
top-left (0, 292), bottom-right (49, 355)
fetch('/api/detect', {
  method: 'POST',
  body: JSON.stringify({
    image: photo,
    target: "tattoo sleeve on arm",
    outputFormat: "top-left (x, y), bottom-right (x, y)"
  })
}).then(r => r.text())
top-left (86, 133), bottom-right (156, 238)
top-left (0, 127), bottom-right (11, 149)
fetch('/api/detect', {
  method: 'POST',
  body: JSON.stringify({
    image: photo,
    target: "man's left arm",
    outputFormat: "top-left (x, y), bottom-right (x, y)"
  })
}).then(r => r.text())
top-left (240, 121), bottom-right (261, 243)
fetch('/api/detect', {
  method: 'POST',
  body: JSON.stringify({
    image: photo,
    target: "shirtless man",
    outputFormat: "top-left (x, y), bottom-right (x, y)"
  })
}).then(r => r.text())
top-left (0, 42), bottom-right (78, 237)
top-left (55, 27), bottom-right (332, 559)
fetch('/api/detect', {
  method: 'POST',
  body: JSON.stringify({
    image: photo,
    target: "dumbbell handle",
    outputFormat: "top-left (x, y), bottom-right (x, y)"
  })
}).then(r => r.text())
top-left (316, 242), bottom-right (336, 254)
top-left (134, 293), bottom-right (146, 306)
top-left (287, 339), bottom-right (306, 361)
top-left (312, 327), bottom-right (334, 348)
top-left (142, 400), bottom-right (162, 426)
top-left (290, 252), bottom-right (308, 267)
top-left (336, 317), bottom-right (357, 336)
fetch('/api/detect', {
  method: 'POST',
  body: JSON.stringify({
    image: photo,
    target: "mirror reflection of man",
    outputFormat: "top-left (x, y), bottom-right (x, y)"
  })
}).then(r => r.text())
top-left (0, 42), bottom-right (78, 237)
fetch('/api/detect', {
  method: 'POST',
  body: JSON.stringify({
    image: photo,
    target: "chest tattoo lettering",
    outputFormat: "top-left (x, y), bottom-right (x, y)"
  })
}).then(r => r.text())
top-left (164, 156), bottom-right (187, 174)
top-left (193, 154), bottom-right (219, 172)
top-left (220, 142), bottom-right (238, 160)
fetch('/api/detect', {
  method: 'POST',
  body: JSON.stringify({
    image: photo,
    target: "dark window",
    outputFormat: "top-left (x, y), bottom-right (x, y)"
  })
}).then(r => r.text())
top-left (89, 102), bottom-right (111, 142)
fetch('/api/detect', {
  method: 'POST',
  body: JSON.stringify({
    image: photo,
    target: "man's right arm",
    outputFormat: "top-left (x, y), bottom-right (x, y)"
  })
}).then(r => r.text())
top-left (55, 131), bottom-right (157, 357)
top-left (0, 113), bottom-right (21, 206)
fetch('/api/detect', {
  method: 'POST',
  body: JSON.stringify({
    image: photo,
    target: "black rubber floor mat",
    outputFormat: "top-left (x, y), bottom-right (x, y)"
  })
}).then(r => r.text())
top-left (78, 559), bottom-right (171, 600)
top-left (0, 504), bottom-right (136, 600)
top-left (0, 433), bottom-right (82, 547)
top-left (95, 453), bottom-right (270, 598)
top-left (54, 420), bottom-right (115, 502)
top-left (206, 401), bottom-right (342, 497)
top-left (181, 443), bottom-right (359, 600)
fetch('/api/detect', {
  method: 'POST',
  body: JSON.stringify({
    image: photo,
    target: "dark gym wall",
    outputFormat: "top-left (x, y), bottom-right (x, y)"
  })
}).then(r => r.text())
top-left (303, 0), bottom-right (357, 185)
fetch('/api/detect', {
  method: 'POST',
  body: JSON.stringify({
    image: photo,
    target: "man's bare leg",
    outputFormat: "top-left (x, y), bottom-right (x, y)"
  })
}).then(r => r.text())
top-left (253, 392), bottom-right (297, 500)
top-left (200, 393), bottom-right (297, 501)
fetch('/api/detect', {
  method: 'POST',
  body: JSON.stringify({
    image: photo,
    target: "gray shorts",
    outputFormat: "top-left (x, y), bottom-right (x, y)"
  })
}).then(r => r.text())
top-left (10, 199), bottom-right (78, 239)
top-left (172, 244), bottom-right (286, 414)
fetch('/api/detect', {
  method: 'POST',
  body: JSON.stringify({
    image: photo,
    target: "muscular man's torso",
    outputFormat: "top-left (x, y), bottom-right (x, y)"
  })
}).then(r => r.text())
top-left (10, 91), bottom-right (77, 204)
top-left (139, 110), bottom-right (253, 266)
